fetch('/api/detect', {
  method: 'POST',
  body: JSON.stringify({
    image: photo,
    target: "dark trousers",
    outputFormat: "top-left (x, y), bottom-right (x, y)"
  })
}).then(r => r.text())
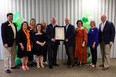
top-left (48, 43), bottom-right (58, 67)
top-left (90, 47), bottom-right (97, 65)
top-left (65, 45), bottom-right (74, 65)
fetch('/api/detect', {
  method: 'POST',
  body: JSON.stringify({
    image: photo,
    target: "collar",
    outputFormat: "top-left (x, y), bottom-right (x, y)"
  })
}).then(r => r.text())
top-left (52, 23), bottom-right (56, 26)
top-left (8, 21), bottom-right (13, 24)
top-left (102, 21), bottom-right (107, 25)
top-left (66, 24), bottom-right (69, 27)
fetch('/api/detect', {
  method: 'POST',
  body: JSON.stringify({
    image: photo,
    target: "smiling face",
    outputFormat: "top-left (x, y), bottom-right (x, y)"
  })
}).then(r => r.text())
top-left (7, 15), bottom-right (13, 22)
top-left (37, 24), bottom-right (42, 32)
top-left (101, 15), bottom-right (107, 23)
top-left (77, 22), bottom-right (83, 28)
top-left (90, 21), bottom-right (95, 27)
top-left (51, 17), bottom-right (57, 25)
top-left (41, 21), bottom-right (46, 29)
top-left (30, 19), bottom-right (36, 26)
top-left (22, 22), bottom-right (28, 30)
top-left (65, 18), bottom-right (70, 25)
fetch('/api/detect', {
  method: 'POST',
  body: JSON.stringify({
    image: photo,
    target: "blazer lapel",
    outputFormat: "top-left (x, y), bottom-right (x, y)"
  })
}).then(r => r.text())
top-left (99, 23), bottom-right (102, 30)
top-left (66, 24), bottom-right (70, 33)
top-left (64, 26), bottom-right (67, 34)
top-left (103, 21), bottom-right (108, 32)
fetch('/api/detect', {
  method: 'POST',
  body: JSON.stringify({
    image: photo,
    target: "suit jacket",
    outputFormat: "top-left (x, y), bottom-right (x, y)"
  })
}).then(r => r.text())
top-left (64, 24), bottom-right (75, 47)
top-left (46, 24), bottom-right (60, 45)
top-left (1, 21), bottom-right (17, 47)
top-left (99, 21), bottom-right (115, 44)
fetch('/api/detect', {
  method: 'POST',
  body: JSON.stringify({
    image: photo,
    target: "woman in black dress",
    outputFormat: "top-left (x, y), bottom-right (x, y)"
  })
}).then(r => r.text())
top-left (33, 23), bottom-right (46, 68)
top-left (17, 21), bottom-right (32, 71)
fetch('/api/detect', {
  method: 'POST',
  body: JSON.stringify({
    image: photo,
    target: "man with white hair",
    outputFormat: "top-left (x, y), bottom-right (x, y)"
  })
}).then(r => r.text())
top-left (99, 15), bottom-right (115, 70)
top-left (64, 17), bottom-right (75, 68)
top-left (46, 17), bottom-right (60, 69)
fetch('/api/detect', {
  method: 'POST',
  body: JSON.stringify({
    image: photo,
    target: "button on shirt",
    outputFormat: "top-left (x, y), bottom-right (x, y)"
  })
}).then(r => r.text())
top-left (9, 22), bottom-right (16, 39)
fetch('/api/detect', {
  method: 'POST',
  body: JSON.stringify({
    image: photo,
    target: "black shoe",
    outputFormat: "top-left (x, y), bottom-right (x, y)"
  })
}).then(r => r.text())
top-left (11, 66), bottom-right (20, 69)
top-left (99, 64), bottom-right (104, 67)
top-left (102, 67), bottom-right (109, 70)
top-left (53, 63), bottom-right (59, 66)
top-left (49, 66), bottom-right (53, 69)
top-left (67, 65), bottom-right (74, 68)
top-left (29, 63), bottom-right (34, 67)
top-left (5, 69), bottom-right (11, 73)
top-left (71, 64), bottom-right (75, 67)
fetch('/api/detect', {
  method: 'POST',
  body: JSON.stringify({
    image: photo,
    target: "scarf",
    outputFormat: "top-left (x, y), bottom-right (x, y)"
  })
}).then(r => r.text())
top-left (23, 29), bottom-right (31, 51)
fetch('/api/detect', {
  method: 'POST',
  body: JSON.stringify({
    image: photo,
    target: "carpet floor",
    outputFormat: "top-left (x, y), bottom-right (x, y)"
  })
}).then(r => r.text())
top-left (0, 59), bottom-right (116, 77)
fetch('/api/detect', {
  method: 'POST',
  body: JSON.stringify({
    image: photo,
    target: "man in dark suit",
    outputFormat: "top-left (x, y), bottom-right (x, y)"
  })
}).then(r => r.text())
top-left (1, 13), bottom-right (18, 73)
top-left (64, 18), bottom-right (75, 67)
top-left (99, 15), bottom-right (115, 70)
top-left (46, 17), bottom-right (60, 69)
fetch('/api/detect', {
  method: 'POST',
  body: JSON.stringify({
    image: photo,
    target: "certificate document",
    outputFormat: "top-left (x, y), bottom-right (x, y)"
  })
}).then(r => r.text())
top-left (55, 26), bottom-right (65, 40)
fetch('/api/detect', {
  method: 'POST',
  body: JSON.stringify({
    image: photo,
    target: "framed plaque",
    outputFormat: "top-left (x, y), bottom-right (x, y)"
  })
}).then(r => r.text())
top-left (55, 26), bottom-right (65, 40)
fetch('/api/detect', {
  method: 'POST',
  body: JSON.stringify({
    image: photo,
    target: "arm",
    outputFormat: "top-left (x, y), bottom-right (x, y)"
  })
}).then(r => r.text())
top-left (94, 28), bottom-right (99, 44)
top-left (98, 24), bottom-right (102, 43)
top-left (1, 23), bottom-right (7, 45)
top-left (46, 25), bottom-right (55, 42)
top-left (110, 23), bottom-right (115, 43)
top-left (46, 25), bottom-right (52, 41)
top-left (19, 42), bottom-right (24, 50)
top-left (82, 29), bottom-right (87, 47)
top-left (16, 30), bottom-right (22, 44)
top-left (83, 28), bottom-right (87, 43)
top-left (29, 30), bottom-right (34, 42)
top-left (16, 30), bottom-right (24, 50)
top-left (67, 26), bottom-right (75, 41)
top-left (43, 33), bottom-right (46, 44)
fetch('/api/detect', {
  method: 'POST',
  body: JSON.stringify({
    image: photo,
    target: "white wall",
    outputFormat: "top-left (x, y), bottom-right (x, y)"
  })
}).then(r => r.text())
top-left (0, 0), bottom-right (116, 60)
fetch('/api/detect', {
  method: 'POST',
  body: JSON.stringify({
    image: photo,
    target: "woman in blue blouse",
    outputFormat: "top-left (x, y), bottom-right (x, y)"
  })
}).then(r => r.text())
top-left (88, 21), bottom-right (99, 68)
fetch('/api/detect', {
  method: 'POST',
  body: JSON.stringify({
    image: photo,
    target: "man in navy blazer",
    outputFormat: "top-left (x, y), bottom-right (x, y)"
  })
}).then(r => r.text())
top-left (99, 15), bottom-right (115, 70)
top-left (1, 13), bottom-right (18, 73)
top-left (64, 18), bottom-right (75, 67)
top-left (46, 17), bottom-right (60, 69)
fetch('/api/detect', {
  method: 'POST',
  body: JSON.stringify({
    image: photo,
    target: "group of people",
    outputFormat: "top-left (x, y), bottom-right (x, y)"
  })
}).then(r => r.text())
top-left (1, 13), bottom-right (115, 73)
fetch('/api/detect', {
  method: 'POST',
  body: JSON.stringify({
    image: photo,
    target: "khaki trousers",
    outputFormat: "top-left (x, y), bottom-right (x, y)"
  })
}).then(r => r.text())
top-left (4, 41), bottom-right (16, 70)
top-left (100, 42), bottom-right (111, 68)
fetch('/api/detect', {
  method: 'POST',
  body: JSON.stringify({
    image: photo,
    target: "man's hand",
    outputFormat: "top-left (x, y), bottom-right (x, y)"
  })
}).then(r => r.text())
top-left (65, 39), bottom-right (68, 42)
top-left (4, 44), bottom-right (8, 48)
top-left (51, 38), bottom-right (56, 42)
top-left (109, 41), bottom-right (113, 47)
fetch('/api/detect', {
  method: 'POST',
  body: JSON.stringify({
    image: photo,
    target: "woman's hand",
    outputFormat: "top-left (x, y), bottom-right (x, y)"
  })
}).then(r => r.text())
top-left (92, 44), bottom-right (95, 49)
top-left (82, 41), bottom-right (85, 47)
top-left (21, 45), bottom-right (24, 51)
top-left (41, 42), bottom-right (46, 46)
top-left (19, 43), bottom-right (24, 51)
top-left (92, 42), bottom-right (96, 49)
